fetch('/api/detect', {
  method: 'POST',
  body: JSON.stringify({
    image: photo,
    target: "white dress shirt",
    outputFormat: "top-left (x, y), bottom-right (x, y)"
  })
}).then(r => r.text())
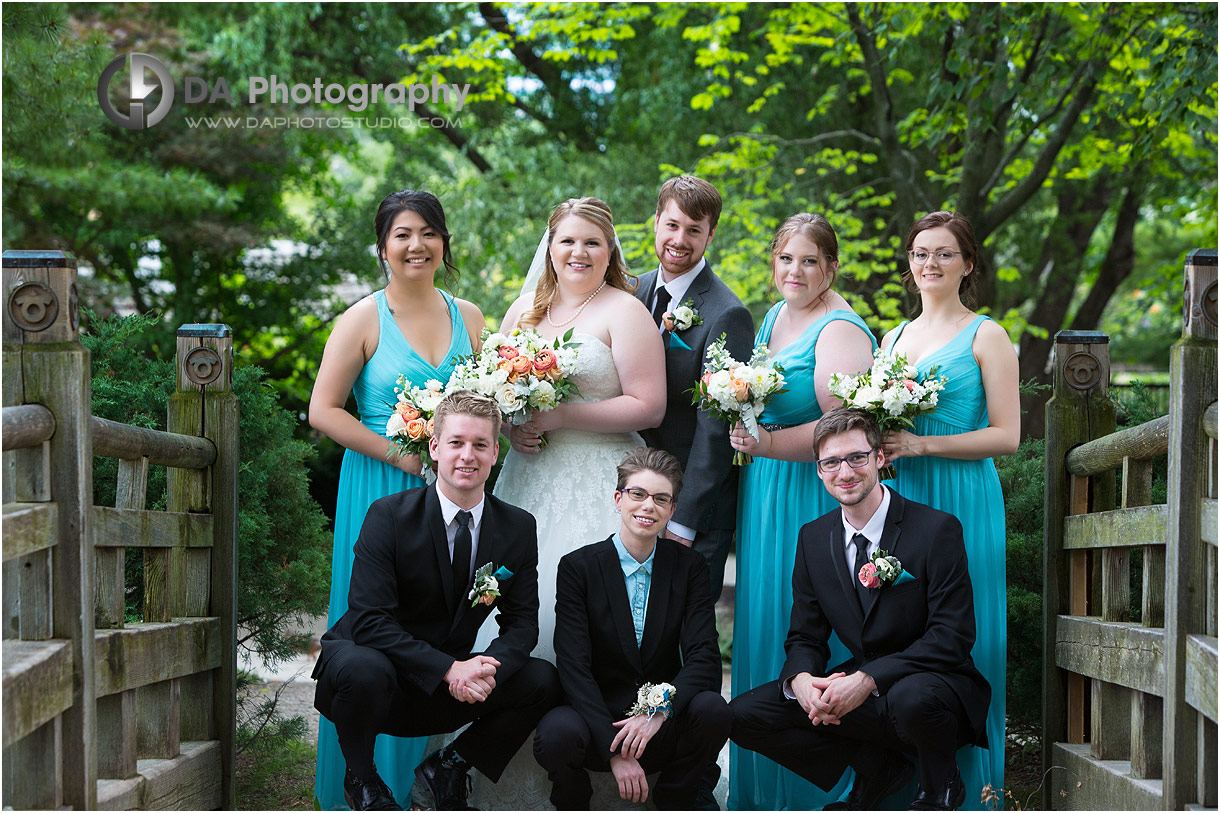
top-left (650, 257), bottom-right (706, 329)
top-left (842, 485), bottom-right (892, 582)
top-left (435, 487), bottom-right (486, 582)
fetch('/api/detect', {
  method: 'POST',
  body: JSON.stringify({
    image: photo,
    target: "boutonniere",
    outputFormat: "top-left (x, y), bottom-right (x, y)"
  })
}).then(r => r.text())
top-left (661, 300), bottom-right (702, 333)
top-left (626, 682), bottom-right (676, 720)
top-left (468, 562), bottom-right (514, 607)
top-left (857, 549), bottom-right (911, 589)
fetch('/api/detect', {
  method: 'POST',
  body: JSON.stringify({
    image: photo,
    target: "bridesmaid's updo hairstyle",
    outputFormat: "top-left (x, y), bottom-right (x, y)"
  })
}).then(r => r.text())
top-left (616, 446), bottom-right (684, 498)
top-left (519, 197), bottom-right (634, 329)
top-left (903, 211), bottom-right (981, 308)
top-left (770, 213), bottom-right (840, 304)
top-left (373, 189), bottom-right (459, 282)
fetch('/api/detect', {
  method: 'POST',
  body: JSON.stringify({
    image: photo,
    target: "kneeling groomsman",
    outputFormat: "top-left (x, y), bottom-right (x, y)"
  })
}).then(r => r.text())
top-left (730, 408), bottom-right (990, 811)
top-left (534, 448), bottom-right (730, 810)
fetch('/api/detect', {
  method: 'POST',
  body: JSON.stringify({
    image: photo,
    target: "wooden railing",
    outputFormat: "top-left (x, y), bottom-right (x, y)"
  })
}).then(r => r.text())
top-left (1042, 249), bottom-right (1218, 810)
top-left (2, 250), bottom-right (237, 810)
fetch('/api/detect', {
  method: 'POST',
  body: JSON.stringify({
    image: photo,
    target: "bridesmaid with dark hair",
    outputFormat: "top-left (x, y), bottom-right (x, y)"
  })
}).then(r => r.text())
top-left (880, 211), bottom-right (1018, 809)
top-left (309, 190), bottom-right (486, 809)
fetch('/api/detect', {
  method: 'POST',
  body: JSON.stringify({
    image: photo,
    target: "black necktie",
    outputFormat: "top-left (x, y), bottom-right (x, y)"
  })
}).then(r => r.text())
top-left (852, 533), bottom-right (873, 613)
top-left (452, 510), bottom-right (472, 606)
top-left (651, 286), bottom-right (672, 327)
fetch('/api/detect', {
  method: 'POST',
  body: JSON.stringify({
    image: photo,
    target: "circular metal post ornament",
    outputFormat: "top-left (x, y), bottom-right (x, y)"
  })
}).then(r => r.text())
top-left (184, 346), bottom-right (223, 386)
top-left (68, 282), bottom-right (80, 330)
top-left (8, 281), bottom-right (59, 331)
top-left (1063, 351), bottom-right (1102, 391)
top-left (1202, 280), bottom-right (1217, 328)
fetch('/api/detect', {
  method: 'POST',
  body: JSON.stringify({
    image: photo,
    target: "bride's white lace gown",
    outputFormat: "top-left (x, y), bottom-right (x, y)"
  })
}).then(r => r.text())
top-left (469, 334), bottom-right (648, 810)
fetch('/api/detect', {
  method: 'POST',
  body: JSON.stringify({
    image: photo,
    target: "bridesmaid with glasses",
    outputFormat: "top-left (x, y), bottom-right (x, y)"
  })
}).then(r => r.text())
top-left (879, 211), bottom-right (1019, 809)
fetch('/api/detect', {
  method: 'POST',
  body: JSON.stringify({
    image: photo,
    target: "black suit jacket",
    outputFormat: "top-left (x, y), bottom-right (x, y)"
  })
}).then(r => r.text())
top-left (553, 537), bottom-right (722, 757)
top-left (634, 261), bottom-right (754, 534)
top-left (781, 489), bottom-right (990, 745)
top-left (315, 484), bottom-right (539, 696)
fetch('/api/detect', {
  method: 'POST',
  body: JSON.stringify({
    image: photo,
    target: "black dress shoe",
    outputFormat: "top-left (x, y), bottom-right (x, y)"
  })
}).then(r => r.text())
top-left (822, 756), bottom-right (915, 811)
top-left (414, 750), bottom-right (477, 810)
top-left (908, 767), bottom-right (966, 811)
top-left (343, 767), bottom-right (402, 810)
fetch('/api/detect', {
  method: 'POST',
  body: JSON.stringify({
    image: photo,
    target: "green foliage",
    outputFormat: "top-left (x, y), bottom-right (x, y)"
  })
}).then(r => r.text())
top-left (997, 438), bottom-right (1047, 726)
top-left (82, 312), bottom-right (332, 666)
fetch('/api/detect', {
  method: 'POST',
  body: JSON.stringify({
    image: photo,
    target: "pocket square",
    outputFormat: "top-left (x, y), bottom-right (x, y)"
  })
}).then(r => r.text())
top-left (667, 332), bottom-right (692, 351)
top-left (894, 570), bottom-right (915, 586)
top-left (493, 566), bottom-right (514, 581)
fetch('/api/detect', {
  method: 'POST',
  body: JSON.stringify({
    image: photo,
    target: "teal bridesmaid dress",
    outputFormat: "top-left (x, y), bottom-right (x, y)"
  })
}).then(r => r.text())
top-left (885, 315), bottom-right (1005, 810)
top-left (729, 303), bottom-right (877, 810)
top-left (314, 289), bottom-right (472, 809)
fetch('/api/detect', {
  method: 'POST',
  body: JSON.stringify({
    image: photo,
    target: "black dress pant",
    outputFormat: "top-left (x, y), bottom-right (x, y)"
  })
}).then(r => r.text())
top-left (533, 690), bottom-right (731, 810)
top-left (730, 672), bottom-right (974, 793)
top-left (314, 643), bottom-right (562, 782)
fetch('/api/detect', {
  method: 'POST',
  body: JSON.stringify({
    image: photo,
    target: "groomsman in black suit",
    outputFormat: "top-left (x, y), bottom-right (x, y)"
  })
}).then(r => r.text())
top-left (313, 392), bottom-right (561, 810)
top-left (730, 408), bottom-right (990, 811)
top-left (633, 175), bottom-right (755, 598)
top-left (533, 447), bottom-right (731, 810)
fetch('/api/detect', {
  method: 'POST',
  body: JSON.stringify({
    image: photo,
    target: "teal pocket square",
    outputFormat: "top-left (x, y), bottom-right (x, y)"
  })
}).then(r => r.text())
top-left (667, 332), bottom-right (692, 351)
top-left (894, 570), bottom-right (915, 586)
top-left (493, 566), bottom-right (514, 581)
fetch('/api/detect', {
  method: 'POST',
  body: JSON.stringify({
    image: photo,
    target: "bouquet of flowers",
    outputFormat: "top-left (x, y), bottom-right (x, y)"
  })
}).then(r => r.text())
top-left (828, 349), bottom-right (948, 480)
top-left (691, 334), bottom-right (786, 465)
top-left (626, 681), bottom-right (676, 720)
top-left (385, 377), bottom-right (447, 474)
top-left (448, 327), bottom-right (582, 436)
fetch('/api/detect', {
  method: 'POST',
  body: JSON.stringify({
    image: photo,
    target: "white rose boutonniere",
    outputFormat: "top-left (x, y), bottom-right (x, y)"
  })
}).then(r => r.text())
top-left (468, 563), bottom-right (515, 607)
top-left (661, 299), bottom-right (703, 332)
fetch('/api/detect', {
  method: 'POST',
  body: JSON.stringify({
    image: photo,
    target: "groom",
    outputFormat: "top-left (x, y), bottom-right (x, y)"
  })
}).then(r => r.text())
top-left (313, 391), bottom-right (561, 810)
top-left (729, 408), bottom-right (990, 811)
top-left (634, 174), bottom-right (754, 598)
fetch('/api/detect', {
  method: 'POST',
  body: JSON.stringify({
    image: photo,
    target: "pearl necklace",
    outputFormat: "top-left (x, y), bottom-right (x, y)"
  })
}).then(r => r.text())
top-left (546, 280), bottom-right (607, 328)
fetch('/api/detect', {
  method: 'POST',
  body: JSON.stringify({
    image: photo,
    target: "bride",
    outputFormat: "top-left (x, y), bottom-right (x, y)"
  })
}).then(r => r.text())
top-left (471, 197), bottom-right (666, 809)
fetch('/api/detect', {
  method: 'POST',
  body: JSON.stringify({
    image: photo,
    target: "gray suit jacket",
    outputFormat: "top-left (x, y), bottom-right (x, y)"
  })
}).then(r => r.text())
top-left (634, 261), bottom-right (754, 534)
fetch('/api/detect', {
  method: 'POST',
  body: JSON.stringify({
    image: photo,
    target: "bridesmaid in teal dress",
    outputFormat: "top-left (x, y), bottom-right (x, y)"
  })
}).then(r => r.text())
top-left (880, 211), bottom-right (1019, 809)
top-left (308, 190), bottom-right (485, 809)
top-left (727, 214), bottom-right (877, 810)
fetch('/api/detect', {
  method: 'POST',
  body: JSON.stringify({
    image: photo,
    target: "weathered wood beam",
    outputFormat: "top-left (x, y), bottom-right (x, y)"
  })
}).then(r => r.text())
top-left (93, 619), bottom-right (220, 697)
top-left (1066, 414), bottom-right (1170, 477)
top-left (96, 740), bottom-right (221, 811)
top-left (92, 506), bottom-right (213, 549)
top-left (1055, 615), bottom-right (1164, 695)
top-left (1, 639), bottom-right (72, 747)
top-left (1201, 499), bottom-right (1217, 548)
top-left (2, 502), bottom-right (57, 562)
top-left (1184, 634), bottom-right (1218, 723)
top-left (1, 404), bottom-right (54, 450)
top-left (90, 416), bottom-right (215, 469)
top-left (1062, 504), bottom-right (1167, 550)
top-left (1050, 743), bottom-right (1163, 810)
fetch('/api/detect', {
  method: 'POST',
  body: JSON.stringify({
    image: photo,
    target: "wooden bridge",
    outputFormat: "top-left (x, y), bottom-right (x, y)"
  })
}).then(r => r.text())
top-left (2, 251), bottom-right (237, 809)
top-left (1042, 250), bottom-right (1218, 809)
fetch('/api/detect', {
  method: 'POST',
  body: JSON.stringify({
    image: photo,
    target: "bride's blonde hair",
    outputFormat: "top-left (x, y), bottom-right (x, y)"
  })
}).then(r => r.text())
top-left (518, 197), bottom-right (635, 329)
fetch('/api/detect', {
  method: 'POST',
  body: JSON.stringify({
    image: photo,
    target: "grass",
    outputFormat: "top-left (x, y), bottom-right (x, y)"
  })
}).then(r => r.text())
top-left (235, 732), bottom-right (317, 809)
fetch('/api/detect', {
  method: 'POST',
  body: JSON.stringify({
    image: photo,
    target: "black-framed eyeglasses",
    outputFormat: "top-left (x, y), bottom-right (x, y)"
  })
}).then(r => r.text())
top-left (816, 449), bottom-right (876, 474)
top-left (908, 249), bottom-right (964, 266)
top-left (619, 487), bottom-right (674, 507)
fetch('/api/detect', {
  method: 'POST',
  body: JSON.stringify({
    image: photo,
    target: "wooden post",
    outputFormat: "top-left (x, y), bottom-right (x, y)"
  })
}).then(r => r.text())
top-left (167, 324), bottom-right (237, 809)
top-left (1042, 329), bottom-right (1114, 808)
top-left (1163, 249), bottom-right (1218, 809)
top-left (1, 250), bottom-right (96, 809)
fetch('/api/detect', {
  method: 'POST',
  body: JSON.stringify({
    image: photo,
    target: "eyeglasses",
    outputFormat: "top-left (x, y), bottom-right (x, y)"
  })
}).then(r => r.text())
top-left (816, 449), bottom-right (875, 474)
top-left (619, 487), bottom-right (674, 507)
top-left (908, 250), bottom-right (964, 266)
